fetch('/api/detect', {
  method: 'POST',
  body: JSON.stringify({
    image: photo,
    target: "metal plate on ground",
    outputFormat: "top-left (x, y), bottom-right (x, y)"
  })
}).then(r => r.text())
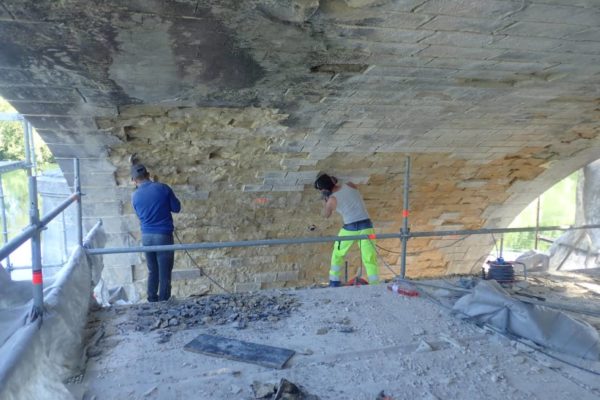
top-left (184, 334), bottom-right (295, 369)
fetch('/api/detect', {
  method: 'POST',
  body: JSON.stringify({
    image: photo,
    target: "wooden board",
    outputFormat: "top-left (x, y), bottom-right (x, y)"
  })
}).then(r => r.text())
top-left (184, 334), bottom-right (295, 369)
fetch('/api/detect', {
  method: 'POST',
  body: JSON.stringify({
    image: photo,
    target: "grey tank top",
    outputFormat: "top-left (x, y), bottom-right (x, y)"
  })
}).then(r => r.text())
top-left (331, 183), bottom-right (369, 224)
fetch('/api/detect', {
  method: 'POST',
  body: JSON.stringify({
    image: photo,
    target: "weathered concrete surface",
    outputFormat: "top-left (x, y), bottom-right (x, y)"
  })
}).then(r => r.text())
top-left (1, 0), bottom-right (600, 295)
top-left (68, 273), bottom-right (600, 399)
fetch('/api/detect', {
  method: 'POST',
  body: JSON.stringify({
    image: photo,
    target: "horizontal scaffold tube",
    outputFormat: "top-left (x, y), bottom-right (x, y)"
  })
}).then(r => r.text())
top-left (0, 193), bottom-right (79, 262)
top-left (85, 223), bottom-right (600, 256)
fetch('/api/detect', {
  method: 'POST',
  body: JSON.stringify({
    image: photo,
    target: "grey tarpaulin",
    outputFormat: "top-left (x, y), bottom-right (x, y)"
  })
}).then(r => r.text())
top-left (452, 280), bottom-right (600, 361)
top-left (0, 224), bottom-right (105, 400)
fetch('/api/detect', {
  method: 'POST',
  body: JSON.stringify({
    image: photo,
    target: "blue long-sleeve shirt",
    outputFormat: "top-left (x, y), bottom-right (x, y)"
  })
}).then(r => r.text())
top-left (132, 181), bottom-right (181, 234)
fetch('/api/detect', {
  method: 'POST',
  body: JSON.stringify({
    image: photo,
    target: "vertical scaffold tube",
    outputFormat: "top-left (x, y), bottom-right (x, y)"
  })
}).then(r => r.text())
top-left (75, 158), bottom-right (83, 247)
top-left (29, 176), bottom-right (43, 321)
top-left (400, 156), bottom-right (411, 278)
top-left (0, 176), bottom-right (11, 277)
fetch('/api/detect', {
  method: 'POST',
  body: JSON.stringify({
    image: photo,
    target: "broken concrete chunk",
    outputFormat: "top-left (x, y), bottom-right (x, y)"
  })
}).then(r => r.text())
top-left (439, 334), bottom-right (463, 349)
top-left (273, 378), bottom-right (301, 399)
top-left (316, 327), bottom-right (329, 335)
top-left (142, 386), bottom-right (158, 397)
top-left (234, 319), bottom-right (248, 329)
top-left (273, 378), bottom-right (321, 400)
top-left (149, 318), bottom-right (162, 331)
top-left (415, 339), bottom-right (433, 353)
top-left (252, 381), bottom-right (277, 398)
top-left (411, 327), bottom-right (426, 336)
top-left (157, 332), bottom-right (172, 344)
top-left (538, 359), bottom-right (561, 370)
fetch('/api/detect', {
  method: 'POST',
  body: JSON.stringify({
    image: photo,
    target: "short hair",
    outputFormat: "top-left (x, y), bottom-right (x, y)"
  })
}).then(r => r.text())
top-left (314, 173), bottom-right (336, 191)
top-left (130, 164), bottom-right (149, 180)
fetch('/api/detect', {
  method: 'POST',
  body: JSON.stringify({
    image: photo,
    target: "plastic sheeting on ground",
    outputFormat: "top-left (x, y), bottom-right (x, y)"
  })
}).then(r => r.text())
top-left (0, 224), bottom-right (105, 400)
top-left (453, 280), bottom-right (600, 361)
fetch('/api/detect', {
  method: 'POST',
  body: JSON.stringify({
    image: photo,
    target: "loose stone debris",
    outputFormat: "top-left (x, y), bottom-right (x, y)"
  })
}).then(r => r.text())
top-left (110, 292), bottom-right (300, 342)
top-left (72, 281), bottom-right (600, 400)
top-left (252, 378), bottom-right (320, 400)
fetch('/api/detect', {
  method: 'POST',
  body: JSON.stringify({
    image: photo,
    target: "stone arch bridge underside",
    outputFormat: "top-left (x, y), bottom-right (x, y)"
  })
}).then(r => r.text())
top-left (1, 0), bottom-right (600, 296)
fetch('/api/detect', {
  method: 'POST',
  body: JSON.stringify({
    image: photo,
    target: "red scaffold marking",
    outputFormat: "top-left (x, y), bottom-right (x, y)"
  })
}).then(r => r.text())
top-left (32, 270), bottom-right (43, 285)
top-left (402, 210), bottom-right (409, 217)
top-left (368, 233), bottom-right (376, 240)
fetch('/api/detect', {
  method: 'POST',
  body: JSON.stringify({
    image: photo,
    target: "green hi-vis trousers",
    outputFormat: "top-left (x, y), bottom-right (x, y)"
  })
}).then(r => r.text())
top-left (329, 227), bottom-right (380, 284)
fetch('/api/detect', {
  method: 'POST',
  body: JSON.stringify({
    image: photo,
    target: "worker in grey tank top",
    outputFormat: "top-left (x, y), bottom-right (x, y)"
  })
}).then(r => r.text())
top-left (314, 173), bottom-right (380, 287)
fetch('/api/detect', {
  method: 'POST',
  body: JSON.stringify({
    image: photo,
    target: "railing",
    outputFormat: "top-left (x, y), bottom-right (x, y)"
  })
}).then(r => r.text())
top-left (0, 158), bottom-right (82, 320)
top-left (86, 156), bottom-right (600, 280)
top-left (0, 113), bottom-right (83, 321)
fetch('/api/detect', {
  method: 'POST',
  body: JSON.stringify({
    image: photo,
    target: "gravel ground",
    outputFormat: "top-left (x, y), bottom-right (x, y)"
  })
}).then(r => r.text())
top-left (68, 272), bottom-right (600, 400)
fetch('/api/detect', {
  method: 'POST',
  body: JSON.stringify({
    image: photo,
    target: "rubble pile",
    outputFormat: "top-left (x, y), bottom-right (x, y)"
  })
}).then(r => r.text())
top-left (251, 378), bottom-right (320, 400)
top-left (116, 292), bottom-right (301, 334)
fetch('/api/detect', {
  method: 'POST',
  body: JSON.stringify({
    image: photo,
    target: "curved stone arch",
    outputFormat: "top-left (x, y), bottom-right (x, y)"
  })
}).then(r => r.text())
top-left (1, 0), bottom-right (600, 295)
top-left (443, 146), bottom-right (600, 276)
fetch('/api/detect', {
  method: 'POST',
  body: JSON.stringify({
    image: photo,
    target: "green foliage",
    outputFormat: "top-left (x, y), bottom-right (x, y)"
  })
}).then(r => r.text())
top-left (0, 98), bottom-right (14, 113)
top-left (0, 98), bottom-right (55, 164)
top-left (503, 172), bottom-right (579, 252)
top-left (38, 145), bottom-right (55, 165)
top-left (0, 121), bottom-right (25, 161)
top-left (0, 98), bottom-right (58, 240)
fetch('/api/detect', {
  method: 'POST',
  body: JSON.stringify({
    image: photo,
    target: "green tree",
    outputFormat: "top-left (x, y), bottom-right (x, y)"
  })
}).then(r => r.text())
top-left (504, 172), bottom-right (578, 251)
top-left (0, 99), bottom-right (25, 161)
top-left (0, 97), bottom-right (58, 241)
top-left (0, 98), bottom-right (55, 165)
top-left (0, 121), bottom-right (24, 161)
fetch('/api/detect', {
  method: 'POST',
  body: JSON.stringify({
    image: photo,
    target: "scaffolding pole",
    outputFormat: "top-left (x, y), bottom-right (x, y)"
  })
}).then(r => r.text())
top-left (86, 223), bottom-right (600, 256)
top-left (75, 158), bottom-right (82, 247)
top-left (26, 121), bottom-right (37, 176)
top-left (0, 175), bottom-right (10, 276)
top-left (0, 193), bottom-right (79, 262)
top-left (28, 175), bottom-right (43, 321)
top-left (400, 156), bottom-right (411, 278)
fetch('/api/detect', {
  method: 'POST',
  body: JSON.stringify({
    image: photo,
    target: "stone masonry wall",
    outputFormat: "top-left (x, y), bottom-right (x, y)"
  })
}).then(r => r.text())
top-left (98, 105), bottom-right (600, 298)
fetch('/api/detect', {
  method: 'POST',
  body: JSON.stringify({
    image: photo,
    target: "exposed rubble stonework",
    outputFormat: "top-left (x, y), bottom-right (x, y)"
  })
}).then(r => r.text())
top-left (1, 1), bottom-right (600, 297)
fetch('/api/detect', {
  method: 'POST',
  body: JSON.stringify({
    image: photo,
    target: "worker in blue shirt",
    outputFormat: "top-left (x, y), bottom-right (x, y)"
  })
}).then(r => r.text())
top-left (131, 164), bottom-right (181, 302)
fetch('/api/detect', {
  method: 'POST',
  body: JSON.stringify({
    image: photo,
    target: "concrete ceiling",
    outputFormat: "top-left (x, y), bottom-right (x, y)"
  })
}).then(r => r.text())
top-left (1, 0), bottom-right (600, 289)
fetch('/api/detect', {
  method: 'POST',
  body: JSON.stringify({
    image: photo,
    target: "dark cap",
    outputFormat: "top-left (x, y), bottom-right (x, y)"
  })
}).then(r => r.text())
top-left (314, 173), bottom-right (336, 191)
top-left (130, 164), bottom-right (148, 180)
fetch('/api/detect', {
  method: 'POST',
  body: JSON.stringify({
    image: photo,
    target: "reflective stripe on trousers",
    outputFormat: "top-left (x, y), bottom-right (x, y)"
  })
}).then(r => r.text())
top-left (329, 265), bottom-right (342, 282)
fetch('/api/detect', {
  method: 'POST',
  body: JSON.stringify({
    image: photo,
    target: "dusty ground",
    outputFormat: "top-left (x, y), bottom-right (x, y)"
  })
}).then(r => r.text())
top-left (67, 271), bottom-right (600, 400)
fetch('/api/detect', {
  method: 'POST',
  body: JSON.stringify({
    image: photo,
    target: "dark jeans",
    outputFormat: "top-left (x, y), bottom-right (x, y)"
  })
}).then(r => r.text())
top-left (142, 233), bottom-right (174, 302)
top-left (342, 218), bottom-right (373, 231)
